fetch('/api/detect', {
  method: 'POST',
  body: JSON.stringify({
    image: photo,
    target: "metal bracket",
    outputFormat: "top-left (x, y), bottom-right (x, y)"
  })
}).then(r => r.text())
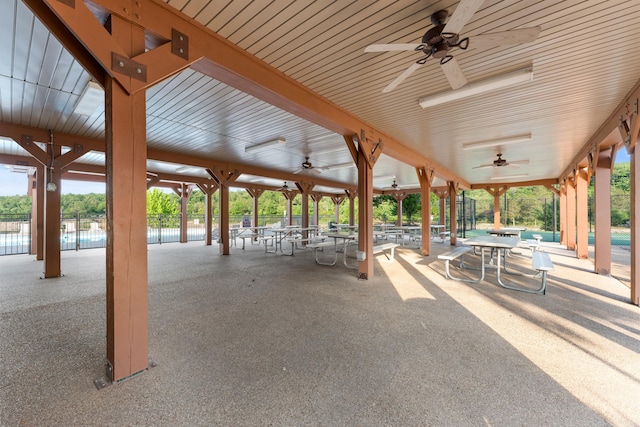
top-left (93, 358), bottom-right (157, 390)
top-left (20, 134), bottom-right (33, 147)
top-left (112, 52), bottom-right (147, 82)
top-left (172, 29), bottom-right (189, 60)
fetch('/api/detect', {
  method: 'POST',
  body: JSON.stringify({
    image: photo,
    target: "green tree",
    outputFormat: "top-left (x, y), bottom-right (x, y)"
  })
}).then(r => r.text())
top-left (402, 193), bottom-right (421, 224)
top-left (146, 189), bottom-right (179, 215)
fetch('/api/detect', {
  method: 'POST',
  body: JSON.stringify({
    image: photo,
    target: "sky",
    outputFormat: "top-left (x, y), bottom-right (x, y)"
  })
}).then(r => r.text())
top-left (0, 149), bottom-right (632, 197)
top-left (0, 166), bottom-right (105, 196)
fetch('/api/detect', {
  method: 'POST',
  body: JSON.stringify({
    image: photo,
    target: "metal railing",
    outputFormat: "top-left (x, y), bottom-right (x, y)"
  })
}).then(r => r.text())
top-left (0, 214), bottom-right (31, 255)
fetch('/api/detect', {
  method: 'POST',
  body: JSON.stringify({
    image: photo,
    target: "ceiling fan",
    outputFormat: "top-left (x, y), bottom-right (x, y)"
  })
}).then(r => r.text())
top-left (473, 153), bottom-right (529, 169)
top-left (383, 178), bottom-right (402, 190)
top-left (364, 0), bottom-right (541, 92)
top-left (278, 181), bottom-right (293, 191)
top-left (294, 156), bottom-right (321, 174)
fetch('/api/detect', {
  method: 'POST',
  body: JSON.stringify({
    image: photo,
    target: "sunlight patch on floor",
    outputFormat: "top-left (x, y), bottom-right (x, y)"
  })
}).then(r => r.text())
top-left (376, 253), bottom-right (435, 301)
top-left (427, 270), bottom-right (640, 426)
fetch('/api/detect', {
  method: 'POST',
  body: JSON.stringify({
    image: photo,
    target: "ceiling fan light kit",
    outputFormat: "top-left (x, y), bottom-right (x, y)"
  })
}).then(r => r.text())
top-left (462, 133), bottom-right (532, 150)
top-left (245, 137), bottom-right (286, 153)
top-left (419, 67), bottom-right (534, 108)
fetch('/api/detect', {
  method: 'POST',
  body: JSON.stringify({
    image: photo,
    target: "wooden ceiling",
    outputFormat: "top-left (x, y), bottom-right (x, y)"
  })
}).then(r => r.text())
top-left (1, 0), bottom-right (639, 193)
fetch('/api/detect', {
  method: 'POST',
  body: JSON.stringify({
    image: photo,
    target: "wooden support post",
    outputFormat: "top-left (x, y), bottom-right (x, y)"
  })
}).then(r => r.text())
top-left (631, 146), bottom-right (640, 305)
top-left (310, 193), bottom-right (322, 227)
top-left (439, 196), bottom-right (446, 225)
top-left (207, 168), bottom-right (240, 255)
top-left (43, 143), bottom-right (62, 278)
top-left (576, 170), bottom-right (589, 259)
top-left (246, 188), bottom-right (264, 238)
top-left (296, 181), bottom-right (314, 240)
top-left (448, 181), bottom-right (458, 246)
top-left (331, 195), bottom-right (345, 224)
top-left (566, 177), bottom-right (577, 251)
top-left (559, 183), bottom-right (567, 245)
top-left (219, 184), bottom-right (230, 254)
top-left (355, 129), bottom-right (383, 279)
top-left (196, 182), bottom-right (218, 246)
top-left (104, 17), bottom-right (149, 382)
top-left (357, 153), bottom-right (374, 279)
top-left (345, 189), bottom-right (357, 226)
top-left (396, 196), bottom-right (404, 226)
top-left (175, 183), bottom-right (192, 243)
top-left (29, 167), bottom-right (44, 260)
top-left (417, 167), bottom-right (432, 256)
top-left (594, 150), bottom-right (612, 274)
top-left (281, 191), bottom-right (295, 226)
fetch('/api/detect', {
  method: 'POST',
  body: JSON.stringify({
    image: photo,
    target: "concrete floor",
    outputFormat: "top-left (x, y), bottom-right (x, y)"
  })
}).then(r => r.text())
top-left (1, 239), bottom-right (639, 426)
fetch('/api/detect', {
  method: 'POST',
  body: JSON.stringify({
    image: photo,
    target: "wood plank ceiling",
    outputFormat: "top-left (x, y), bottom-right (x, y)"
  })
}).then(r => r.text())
top-left (1, 0), bottom-right (639, 193)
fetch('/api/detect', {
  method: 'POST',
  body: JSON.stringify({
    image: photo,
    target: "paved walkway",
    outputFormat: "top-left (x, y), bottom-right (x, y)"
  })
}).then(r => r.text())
top-left (1, 240), bottom-right (638, 426)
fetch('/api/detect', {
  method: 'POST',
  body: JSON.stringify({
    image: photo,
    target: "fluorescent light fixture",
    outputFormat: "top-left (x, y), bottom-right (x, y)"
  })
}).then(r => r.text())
top-left (490, 174), bottom-right (529, 181)
top-left (462, 134), bottom-right (532, 150)
top-left (323, 162), bottom-right (355, 171)
top-left (245, 137), bottom-right (286, 153)
top-left (419, 67), bottom-right (533, 109)
top-left (307, 133), bottom-right (336, 143)
top-left (74, 81), bottom-right (104, 116)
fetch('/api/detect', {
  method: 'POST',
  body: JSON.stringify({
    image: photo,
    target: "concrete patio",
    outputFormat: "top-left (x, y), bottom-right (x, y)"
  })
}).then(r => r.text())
top-left (1, 239), bottom-right (638, 426)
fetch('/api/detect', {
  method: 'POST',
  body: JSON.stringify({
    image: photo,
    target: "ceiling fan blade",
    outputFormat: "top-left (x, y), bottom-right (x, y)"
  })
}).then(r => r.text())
top-left (382, 61), bottom-right (423, 93)
top-left (365, 43), bottom-right (420, 52)
top-left (508, 159), bottom-right (530, 165)
top-left (469, 27), bottom-right (542, 50)
top-left (472, 163), bottom-right (494, 169)
top-left (440, 57), bottom-right (467, 89)
top-left (443, 0), bottom-right (485, 35)
top-left (293, 168), bottom-right (303, 175)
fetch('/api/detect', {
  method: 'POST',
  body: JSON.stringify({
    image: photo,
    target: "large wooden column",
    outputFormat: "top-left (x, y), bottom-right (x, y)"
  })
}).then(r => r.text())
top-left (576, 169), bottom-right (589, 259)
top-left (448, 181), bottom-right (458, 246)
top-left (43, 143), bottom-right (62, 278)
top-left (28, 167), bottom-right (44, 260)
top-left (559, 182), bottom-right (567, 245)
top-left (175, 183), bottom-right (192, 243)
top-left (631, 145), bottom-right (640, 305)
top-left (196, 182), bottom-right (218, 246)
top-left (104, 18), bottom-right (149, 382)
top-left (594, 149), bottom-right (613, 274)
top-left (566, 177), bottom-right (577, 251)
top-left (417, 167), bottom-right (433, 256)
top-left (208, 168), bottom-right (240, 255)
